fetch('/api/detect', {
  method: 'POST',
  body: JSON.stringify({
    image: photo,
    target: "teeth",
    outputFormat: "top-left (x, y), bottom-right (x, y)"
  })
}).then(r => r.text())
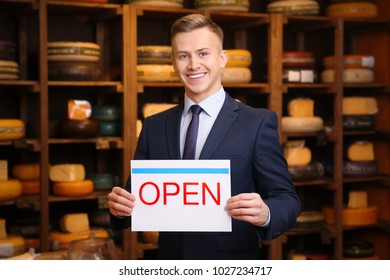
top-left (189, 73), bottom-right (205, 79)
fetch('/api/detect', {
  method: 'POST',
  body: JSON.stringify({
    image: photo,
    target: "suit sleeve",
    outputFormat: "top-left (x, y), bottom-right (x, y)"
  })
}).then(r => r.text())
top-left (253, 111), bottom-right (301, 240)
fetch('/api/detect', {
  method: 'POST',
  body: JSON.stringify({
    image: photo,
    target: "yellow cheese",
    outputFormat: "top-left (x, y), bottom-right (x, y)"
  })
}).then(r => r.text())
top-left (137, 64), bottom-right (179, 82)
top-left (226, 49), bottom-right (252, 68)
top-left (0, 179), bottom-right (22, 201)
top-left (47, 41), bottom-right (101, 62)
top-left (68, 99), bottom-right (92, 120)
top-left (49, 228), bottom-right (109, 250)
top-left (0, 160), bottom-right (7, 181)
top-left (49, 164), bottom-right (85, 182)
top-left (347, 141), bottom-right (374, 162)
top-left (342, 97), bottom-right (378, 115)
top-left (0, 235), bottom-right (25, 257)
top-left (127, 0), bottom-right (183, 8)
top-left (348, 191), bottom-right (368, 209)
top-left (221, 67), bottom-right (252, 83)
top-left (60, 213), bottom-right (90, 233)
top-left (0, 119), bottom-right (25, 140)
top-left (288, 98), bottom-right (314, 117)
top-left (281, 116), bottom-right (324, 133)
top-left (284, 145), bottom-right (312, 167)
top-left (53, 180), bottom-right (94, 196)
top-left (0, 218), bottom-right (6, 239)
top-left (142, 103), bottom-right (177, 118)
top-left (21, 180), bottom-right (40, 195)
top-left (321, 69), bottom-right (374, 83)
top-left (326, 2), bottom-right (378, 19)
top-left (12, 163), bottom-right (40, 181)
top-left (323, 206), bottom-right (378, 226)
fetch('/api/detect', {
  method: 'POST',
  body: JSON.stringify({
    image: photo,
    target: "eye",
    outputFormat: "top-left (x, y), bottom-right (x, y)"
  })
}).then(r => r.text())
top-left (199, 52), bottom-right (208, 57)
top-left (178, 54), bottom-right (188, 60)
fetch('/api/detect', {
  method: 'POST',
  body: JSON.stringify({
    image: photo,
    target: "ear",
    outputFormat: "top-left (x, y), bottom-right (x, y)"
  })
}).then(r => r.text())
top-left (219, 50), bottom-right (228, 68)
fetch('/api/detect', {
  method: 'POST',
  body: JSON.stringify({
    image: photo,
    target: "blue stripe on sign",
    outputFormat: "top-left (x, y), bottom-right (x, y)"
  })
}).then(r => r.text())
top-left (132, 168), bottom-right (229, 174)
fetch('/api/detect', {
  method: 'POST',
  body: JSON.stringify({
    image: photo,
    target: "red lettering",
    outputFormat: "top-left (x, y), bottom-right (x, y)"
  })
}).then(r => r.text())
top-left (139, 182), bottom-right (160, 205)
top-left (183, 182), bottom-right (199, 205)
top-left (202, 182), bottom-right (220, 205)
top-left (163, 182), bottom-right (180, 205)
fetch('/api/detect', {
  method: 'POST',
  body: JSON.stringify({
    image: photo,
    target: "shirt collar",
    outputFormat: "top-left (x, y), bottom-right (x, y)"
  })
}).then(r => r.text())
top-left (183, 87), bottom-right (226, 117)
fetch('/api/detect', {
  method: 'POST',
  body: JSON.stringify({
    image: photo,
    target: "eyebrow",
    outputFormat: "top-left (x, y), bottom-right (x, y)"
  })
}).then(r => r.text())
top-left (174, 48), bottom-right (211, 54)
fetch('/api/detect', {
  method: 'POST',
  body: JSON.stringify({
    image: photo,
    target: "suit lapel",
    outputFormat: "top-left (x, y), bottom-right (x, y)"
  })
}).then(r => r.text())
top-left (166, 103), bottom-right (184, 159)
top-left (200, 95), bottom-right (239, 159)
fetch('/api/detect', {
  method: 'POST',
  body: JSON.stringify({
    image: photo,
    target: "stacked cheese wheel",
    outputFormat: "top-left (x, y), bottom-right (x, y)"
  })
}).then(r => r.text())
top-left (343, 140), bottom-right (377, 177)
top-left (222, 49), bottom-right (252, 84)
top-left (267, 0), bottom-right (320, 15)
top-left (125, 0), bottom-right (183, 8)
top-left (342, 96), bottom-right (378, 131)
top-left (61, 99), bottom-right (100, 138)
top-left (326, 1), bottom-right (378, 18)
top-left (0, 40), bottom-right (19, 80)
top-left (0, 159), bottom-right (22, 202)
top-left (292, 210), bottom-right (325, 230)
top-left (282, 51), bottom-right (317, 83)
top-left (50, 164), bottom-right (94, 196)
top-left (86, 173), bottom-right (115, 191)
top-left (11, 163), bottom-right (41, 194)
top-left (136, 46), bottom-right (179, 82)
top-left (321, 54), bottom-right (375, 83)
top-left (323, 190), bottom-right (378, 226)
top-left (49, 213), bottom-right (109, 251)
top-left (282, 97), bottom-right (324, 133)
top-left (91, 105), bottom-right (121, 137)
top-left (0, 218), bottom-right (26, 257)
top-left (284, 139), bottom-right (324, 181)
top-left (343, 240), bottom-right (379, 260)
top-left (48, 41), bottom-right (102, 81)
top-left (0, 119), bottom-right (25, 140)
top-left (194, 0), bottom-right (250, 12)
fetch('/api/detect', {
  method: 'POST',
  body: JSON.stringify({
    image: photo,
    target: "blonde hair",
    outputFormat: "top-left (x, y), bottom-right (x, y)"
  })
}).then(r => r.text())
top-left (171, 14), bottom-right (224, 45)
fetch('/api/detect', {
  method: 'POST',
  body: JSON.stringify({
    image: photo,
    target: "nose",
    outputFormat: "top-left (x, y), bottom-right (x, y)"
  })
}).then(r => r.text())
top-left (188, 56), bottom-right (200, 70)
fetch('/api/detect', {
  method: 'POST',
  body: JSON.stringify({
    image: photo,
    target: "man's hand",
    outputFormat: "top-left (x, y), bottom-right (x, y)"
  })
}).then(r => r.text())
top-left (108, 186), bottom-right (136, 217)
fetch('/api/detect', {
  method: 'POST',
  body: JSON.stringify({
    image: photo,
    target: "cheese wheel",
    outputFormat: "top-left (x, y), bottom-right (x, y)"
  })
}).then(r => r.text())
top-left (343, 240), bottom-right (374, 258)
top-left (323, 206), bottom-right (378, 226)
top-left (194, 0), bottom-right (250, 12)
top-left (47, 41), bottom-right (101, 62)
top-left (0, 218), bottom-right (6, 239)
top-left (343, 115), bottom-right (375, 131)
top-left (343, 160), bottom-right (377, 177)
top-left (137, 45), bottom-right (172, 65)
top-left (137, 64), bottom-right (179, 82)
top-left (226, 49), bottom-right (252, 68)
top-left (288, 98), bottom-right (314, 117)
top-left (125, 0), bottom-right (183, 8)
top-left (99, 121), bottom-right (121, 137)
top-left (0, 119), bottom-right (25, 140)
top-left (21, 180), bottom-right (40, 194)
top-left (0, 60), bottom-right (19, 80)
top-left (0, 41), bottom-right (16, 61)
top-left (86, 173), bottom-right (115, 190)
top-left (60, 119), bottom-right (100, 138)
top-left (321, 68), bottom-right (374, 83)
top-left (0, 179), bottom-right (22, 201)
top-left (53, 180), bottom-right (94, 196)
top-left (281, 116), bottom-right (324, 133)
top-left (91, 105), bottom-right (121, 121)
top-left (283, 51), bottom-right (315, 68)
top-left (348, 191), bottom-right (368, 209)
top-left (342, 97), bottom-right (378, 115)
top-left (49, 164), bottom-right (85, 182)
top-left (326, 2), bottom-right (378, 18)
top-left (284, 146), bottom-right (312, 167)
top-left (68, 100), bottom-right (92, 120)
top-left (0, 235), bottom-right (25, 257)
top-left (288, 161), bottom-right (325, 182)
top-left (347, 141), bottom-right (374, 162)
top-left (49, 228), bottom-right (109, 250)
top-left (142, 103), bottom-right (177, 118)
top-left (48, 61), bottom-right (102, 81)
top-left (323, 55), bottom-right (375, 69)
top-left (60, 213), bottom-right (90, 233)
top-left (294, 211), bottom-right (325, 230)
top-left (267, 0), bottom-right (320, 15)
top-left (221, 67), bottom-right (251, 83)
top-left (12, 163), bottom-right (40, 180)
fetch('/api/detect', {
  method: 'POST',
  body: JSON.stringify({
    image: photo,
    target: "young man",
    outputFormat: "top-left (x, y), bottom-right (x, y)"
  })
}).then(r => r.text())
top-left (108, 13), bottom-right (300, 260)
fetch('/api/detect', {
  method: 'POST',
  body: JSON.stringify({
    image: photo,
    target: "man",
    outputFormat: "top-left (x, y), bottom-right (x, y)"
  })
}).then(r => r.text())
top-left (108, 13), bottom-right (300, 260)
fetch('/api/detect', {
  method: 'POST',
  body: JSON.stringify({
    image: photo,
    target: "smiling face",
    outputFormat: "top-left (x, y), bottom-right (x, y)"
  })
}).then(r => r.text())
top-left (172, 27), bottom-right (228, 103)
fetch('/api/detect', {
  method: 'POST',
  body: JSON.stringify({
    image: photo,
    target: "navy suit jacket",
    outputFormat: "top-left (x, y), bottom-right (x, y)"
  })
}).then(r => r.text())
top-left (111, 93), bottom-right (301, 259)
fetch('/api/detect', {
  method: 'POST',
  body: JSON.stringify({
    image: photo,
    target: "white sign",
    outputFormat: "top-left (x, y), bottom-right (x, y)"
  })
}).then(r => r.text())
top-left (131, 160), bottom-right (232, 232)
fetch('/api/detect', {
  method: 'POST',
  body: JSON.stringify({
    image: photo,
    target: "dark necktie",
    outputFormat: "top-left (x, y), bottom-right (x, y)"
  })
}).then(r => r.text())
top-left (183, 105), bottom-right (202, 159)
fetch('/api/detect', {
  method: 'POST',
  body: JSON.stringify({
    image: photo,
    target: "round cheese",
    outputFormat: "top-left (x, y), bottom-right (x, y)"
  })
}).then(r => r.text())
top-left (125, 0), bottom-right (183, 7)
top-left (137, 45), bottom-right (172, 65)
top-left (323, 54), bottom-right (375, 69)
top-left (326, 2), bottom-right (378, 18)
top-left (288, 98), bottom-right (314, 117)
top-left (347, 141), bottom-right (374, 162)
top-left (226, 49), bottom-right (252, 68)
top-left (0, 179), bottom-right (22, 201)
top-left (284, 146), bottom-right (312, 167)
top-left (60, 213), bottom-right (90, 233)
top-left (21, 180), bottom-right (40, 195)
top-left (49, 228), bottom-right (109, 250)
top-left (52, 180), bottom-right (94, 196)
top-left (267, 0), bottom-right (320, 15)
top-left (293, 211), bottom-right (325, 230)
top-left (137, 64), bottom-right (179, 82)
top-left (86, 173), bottom-right (115, 190)
top-left (12, 163), bottom-right (40, 180)
top-left (281, 116), bottom-right (324, 133)
top-left (0, 60), bottom-right (19, 80)
top-left (0, 119), bottom-right (25, 140)
top-left (47, 41), bottom-right (101, 62)
top-left (91, 105), bottom-right (121, 121)
top-left (194, 0), bottom-right (250, 12)
top-left (288, 162), bottom-right (325, 182)
top-left (221, 67), bottom-right (251, 83)
top-left (99, 121), bottom-right (121, 137)
top-left (48, 61), bottom-right (102, 81)
top-left (0, 235), bottom-right (25, 257)
top-left (321, 68), bottom-right (374, 83)
top-left (323, 206), bottom-right (378, 226)
top-left (342, 97), bottom-right (378, 115)
top-left (60, 119), bottom-right (100, 138)
top-left (283, 51), bottom-right (315, 68)
top-left (49, 164), bottom-right (86, 182)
